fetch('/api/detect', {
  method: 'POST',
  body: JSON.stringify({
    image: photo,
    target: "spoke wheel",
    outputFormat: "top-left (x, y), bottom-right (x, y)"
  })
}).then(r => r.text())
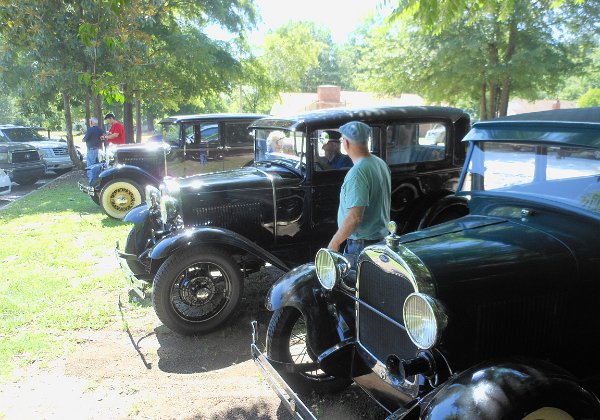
top-left (100, 179), bottom-right (143, 219)
top-left (153, 247), bottom-right (242, 335)
top-left (267, 307), bottom-right (351, 394)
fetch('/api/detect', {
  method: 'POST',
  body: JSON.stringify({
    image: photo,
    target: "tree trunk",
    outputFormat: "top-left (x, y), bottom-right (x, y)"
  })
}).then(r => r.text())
top-left (499, 77), bottom-right (511, 117)
top-left (479, 82), bottom-right (488, 121)
top-left (135, 99), bottom-right (142, 143)
top-left (85, 89), bottom-right (91, 128)
top-left (498, 19), bottom-right (517, 117)
top-left (146, 109), bottom-right (155, 133)
top-left (62, 91), bottom-right (83, 169)
top-left (94, 94), bottom-right (103, 130)
top-left (122, 83), bottom-right (134, 144)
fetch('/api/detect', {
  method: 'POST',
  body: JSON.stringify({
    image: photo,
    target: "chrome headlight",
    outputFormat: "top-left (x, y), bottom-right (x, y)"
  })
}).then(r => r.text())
top-left (315, 248), bottom-right (351, 290)
top-left (39, 148), bottom-right (53, 158)
top-left (159, 178), bottom-right (181, 225)
top-left (403, 293), bottom-right (447, 349)
top-left (145, 185), bottom-right (160, 207)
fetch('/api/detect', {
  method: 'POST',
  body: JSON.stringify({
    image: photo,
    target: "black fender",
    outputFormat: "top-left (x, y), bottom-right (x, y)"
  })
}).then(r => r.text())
top-left (98, 165), bottom-right (161, 191)
top-left (123, 203), bottom-right (153, 257)
top-left (123, 203), bottom-right (149, 225)
top-left (148, 226), bottom-right (290, 273)
top-left (266, 264), bottom-right (354, 374)
top-left (420, 358), bottom-right (600, 419)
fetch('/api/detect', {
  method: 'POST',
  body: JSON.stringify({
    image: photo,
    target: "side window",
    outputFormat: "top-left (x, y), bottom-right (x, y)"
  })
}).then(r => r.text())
top-left (224, 122), bottom-right (253, 147)
top-left (385, 123), bottom-right (446, 165)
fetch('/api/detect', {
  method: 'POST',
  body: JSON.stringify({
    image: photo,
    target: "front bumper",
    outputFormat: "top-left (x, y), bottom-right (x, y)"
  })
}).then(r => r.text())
top-left (250, 321), bottom-right (317, 420)
top-left (115, 240), bottom-right (152, 299)
top-left (78, 181), bottom-right (96, 196)
top-left (44, 157), bottom-right (74, 171)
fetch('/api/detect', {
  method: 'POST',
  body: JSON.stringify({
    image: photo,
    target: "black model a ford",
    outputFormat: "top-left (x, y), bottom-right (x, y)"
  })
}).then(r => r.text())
top-left (118, 106), bottom-right (472, 335)
top-left (78, 113), bottom-right (265, 219)
top-left (251, 107), bottom-right (600, 419)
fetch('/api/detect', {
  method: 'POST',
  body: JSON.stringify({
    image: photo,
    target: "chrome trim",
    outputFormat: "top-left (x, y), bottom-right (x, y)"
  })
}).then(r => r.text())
top-left (255, 167), bottom-right (278, 239)
top-left (250, 321), bottom-right (316, 420)
top-left (403, 293), bottom-right (448, 349)
top-left (355, 345), bottom-right (420, 398)
top-left (354, 243), bottom-right (435, 397)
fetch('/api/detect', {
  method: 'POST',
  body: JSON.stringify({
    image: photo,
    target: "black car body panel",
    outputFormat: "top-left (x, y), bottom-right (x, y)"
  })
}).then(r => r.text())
top-left (120, 106), bottom-right (472, 335)
top-left (252, 107), bottom-right (600, 418)
top-left (79, 113), bottom-right (266, 219)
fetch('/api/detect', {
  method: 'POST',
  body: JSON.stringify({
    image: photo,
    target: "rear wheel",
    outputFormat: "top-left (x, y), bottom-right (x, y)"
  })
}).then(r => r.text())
top-left (417, 195), bottom-right (469, 230)
top-left (100, 179), bottom-right (143, 219)
top-left (152, 247), bottom-right (243, 335)
top-left (266, 307), bottom-right (351, 394)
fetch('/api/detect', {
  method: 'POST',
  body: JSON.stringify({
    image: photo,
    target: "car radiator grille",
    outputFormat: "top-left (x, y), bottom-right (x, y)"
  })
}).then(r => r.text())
top-left (192, 202), bottom-right (261, 235)
top-left (11, 150), bottom-right (41, 163)
top-left (357, 260), bottom-right (418, 363)
top-left (52, 147), bottom-right (69, 156)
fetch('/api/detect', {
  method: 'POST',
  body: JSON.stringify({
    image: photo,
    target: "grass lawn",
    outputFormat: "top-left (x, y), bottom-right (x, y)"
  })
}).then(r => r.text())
top-left (0, 172), bottom-right (139, 379)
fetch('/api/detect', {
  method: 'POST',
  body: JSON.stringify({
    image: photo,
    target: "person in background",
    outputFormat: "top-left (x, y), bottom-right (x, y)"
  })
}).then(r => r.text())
top-left (267, 130), bottom-right (285, 154)
top-left (327, 121), bottom-right (391, 267)
top-left (82, 117), bottom-right (104, 184)
top-left (320, 130), bottom-right (353, 169)
top-left (103, 113), bottom-right (125, 145)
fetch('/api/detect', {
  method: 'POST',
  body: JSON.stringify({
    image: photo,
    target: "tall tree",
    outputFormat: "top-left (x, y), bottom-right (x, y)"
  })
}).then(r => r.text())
top-left (361, 0), bottom-right (598, 119)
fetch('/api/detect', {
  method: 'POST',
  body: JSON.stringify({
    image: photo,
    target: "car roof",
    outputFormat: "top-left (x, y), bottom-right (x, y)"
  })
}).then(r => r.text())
top-left (249, 106), bottom-right (470, 131)
top-left (465, 107), bottom-right (600, 148)
top-left (159, 113), bottom-right (268, 124)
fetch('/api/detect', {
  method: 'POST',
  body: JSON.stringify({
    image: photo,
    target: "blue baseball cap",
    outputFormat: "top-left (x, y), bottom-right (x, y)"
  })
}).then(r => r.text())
top-left (339, 121), bottom-right (371, 144)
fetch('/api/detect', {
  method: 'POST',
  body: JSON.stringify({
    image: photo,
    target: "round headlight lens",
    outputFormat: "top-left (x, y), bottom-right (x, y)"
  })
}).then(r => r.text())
top-left (145, 185), bottom-right (160, 207)
top-left (315, 249), bottom-right (338, 290)
top-left (403, 293), bottom-right (446, 349)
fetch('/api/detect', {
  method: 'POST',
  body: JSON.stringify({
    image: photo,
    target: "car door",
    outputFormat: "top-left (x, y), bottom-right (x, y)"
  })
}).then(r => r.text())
top-left (220, 120), bottom-right (255, 171)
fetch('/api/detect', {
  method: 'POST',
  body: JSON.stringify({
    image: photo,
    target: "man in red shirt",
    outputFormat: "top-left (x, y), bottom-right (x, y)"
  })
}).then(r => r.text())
top-left (103, 113), bottom-right (125, 145)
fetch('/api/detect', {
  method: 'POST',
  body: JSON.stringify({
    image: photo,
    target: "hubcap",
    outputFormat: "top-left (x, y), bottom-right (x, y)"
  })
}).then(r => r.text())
top-left (110, 187), bottom-right (134, 210)
top-left (171, 262), bottom-right (231, 322)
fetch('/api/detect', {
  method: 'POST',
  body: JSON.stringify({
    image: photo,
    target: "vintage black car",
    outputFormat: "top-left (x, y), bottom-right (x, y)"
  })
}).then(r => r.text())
top-left (78, 113), bottom-right (265, 219)
top-left (117, 106), bottom-right (471, 335)
top-left (252, 107), bottom-right (600, 419)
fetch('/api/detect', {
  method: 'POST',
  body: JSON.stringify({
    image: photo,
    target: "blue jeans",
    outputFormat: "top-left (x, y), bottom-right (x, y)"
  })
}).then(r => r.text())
top-left (343, 238), bottom-right (381, 268)
top-left (85, 148), bottom-right (100, 184)
top-left (86, 148), bottom-right (99, 169)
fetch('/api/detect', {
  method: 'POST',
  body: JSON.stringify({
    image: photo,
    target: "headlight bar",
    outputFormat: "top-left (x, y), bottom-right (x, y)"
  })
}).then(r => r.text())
top-left (315, 248), bottom-right (351, 290)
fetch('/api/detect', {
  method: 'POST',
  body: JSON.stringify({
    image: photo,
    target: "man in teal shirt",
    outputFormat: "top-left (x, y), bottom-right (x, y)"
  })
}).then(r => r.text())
top-left (328, 121), bottom-right (391, 267)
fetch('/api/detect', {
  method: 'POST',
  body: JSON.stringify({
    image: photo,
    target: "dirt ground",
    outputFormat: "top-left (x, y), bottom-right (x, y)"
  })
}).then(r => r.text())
top-left (0, 255), bottom-right (386, 419)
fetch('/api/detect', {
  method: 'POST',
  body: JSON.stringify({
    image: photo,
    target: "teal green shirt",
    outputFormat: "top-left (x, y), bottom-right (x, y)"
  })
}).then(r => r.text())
top-left (337, 154), bottom-right (391, 240)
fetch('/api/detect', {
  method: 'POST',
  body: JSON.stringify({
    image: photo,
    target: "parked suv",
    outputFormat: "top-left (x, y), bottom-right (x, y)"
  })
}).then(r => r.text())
top-left (253, 107), bottom-right (600, 419)
top-left (78, 113), bottom-right (266, 219)
top-left (0, 129), bottom-right (46, 185)
top-left (0, 168), bottom-right (11, 196)
top-left (0, 125), bottom-right (74, 175)
top-left (117, 106), bottom-right (471, 335)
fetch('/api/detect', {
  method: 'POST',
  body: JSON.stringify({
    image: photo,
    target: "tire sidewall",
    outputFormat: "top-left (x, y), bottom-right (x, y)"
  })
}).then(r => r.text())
top-left (152, 247), bottom-right (243, 335)
top-left (100, 179), bottom-right (143, 219)
top-left (266, 307), bottom-right (351, 395)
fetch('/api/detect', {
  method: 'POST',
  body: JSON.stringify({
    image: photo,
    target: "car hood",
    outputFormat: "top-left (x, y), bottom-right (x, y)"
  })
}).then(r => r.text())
top-left (0, 142), bottom-right (38, 152)
top-left (20, 140), bottom-right (68, 149)
top-left (396, 215), bottom-right (578, 297)
top-left (177, 166), bottom-right (297, 194)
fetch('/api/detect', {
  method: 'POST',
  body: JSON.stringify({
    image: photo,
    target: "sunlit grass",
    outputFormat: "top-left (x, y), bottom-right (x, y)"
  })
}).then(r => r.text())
top-left (0, 174), bottom-right (134, 379)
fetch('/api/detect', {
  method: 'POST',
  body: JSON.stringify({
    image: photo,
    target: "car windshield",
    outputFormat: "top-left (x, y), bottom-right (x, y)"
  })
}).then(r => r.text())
top-left (253, 129), bottom-right (306, 171)
top-left (3, 128), bottom-right (46, 142)
top-left (459, 141), bottom-right (600, 215)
